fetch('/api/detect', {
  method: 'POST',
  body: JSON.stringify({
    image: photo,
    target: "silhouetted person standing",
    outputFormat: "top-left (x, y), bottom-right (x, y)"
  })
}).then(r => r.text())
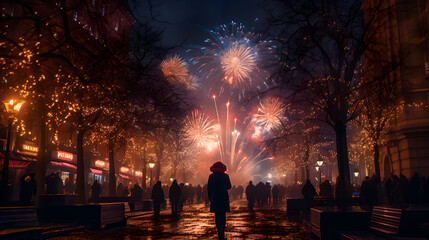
top-left (91, 180), bottom-right (101, 202)
top-left (245, 181), bottom-right (255, 212)
top-left (19, 175), bottom-right (33, 205)
top-left (152, 181), bottom-right (164, 217)
top-left (208, 161), bottom-right (231, 240)
top-left (302, 180), bottom-right (317, 210)
top-left (272, 185), bottom-right (280, 204)
top-left (169, 180), bottom-right (181, 215)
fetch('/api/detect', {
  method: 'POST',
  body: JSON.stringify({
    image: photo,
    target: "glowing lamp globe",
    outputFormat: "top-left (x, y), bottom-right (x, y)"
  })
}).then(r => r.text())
top-left (354, 171), bottom-right (359, 178)
top-left (316, 160), bottom-right (323, 167)
top-left (3, 99), bottom-right (24, 114)
top-left (148, 158), bottom-right (155, 169)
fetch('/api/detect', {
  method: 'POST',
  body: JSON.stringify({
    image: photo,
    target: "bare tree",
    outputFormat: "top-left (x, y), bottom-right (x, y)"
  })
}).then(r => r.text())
top-left (265, 0), bottom-right (395, 181)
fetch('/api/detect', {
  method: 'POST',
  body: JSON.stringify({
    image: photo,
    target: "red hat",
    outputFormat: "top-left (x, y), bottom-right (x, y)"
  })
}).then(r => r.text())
top-left (210, 161), bottom-right (227, 173)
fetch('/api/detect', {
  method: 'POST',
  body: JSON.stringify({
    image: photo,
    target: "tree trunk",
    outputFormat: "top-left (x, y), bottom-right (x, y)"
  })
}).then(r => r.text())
top-left (142, 146), bottom-right (147, 190)
top-left (334, 121), bottom-right (351, 181)
top-left (76, 129), bottom-right (86, 203)
top-left (373, 143), bottom-right (380, 177)
top-left (36, 117), bottom-right (47, 200)
top-left (155, 144), bottom-right (163, 182)
top-left (108, 138), bottom-right (116, 196)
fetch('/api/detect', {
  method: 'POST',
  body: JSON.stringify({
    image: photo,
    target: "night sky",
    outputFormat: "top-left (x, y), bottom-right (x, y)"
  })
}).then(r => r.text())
top-left (129, 0), bottom-right (267, 46)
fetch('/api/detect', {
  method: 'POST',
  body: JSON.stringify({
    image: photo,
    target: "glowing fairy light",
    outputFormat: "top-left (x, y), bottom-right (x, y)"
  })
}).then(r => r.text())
top-left (161, 54), bottom-right (189, 85)
top-left (254, 97), bottom-right (285, 131)
top-left (221, 43), bottom-right (257, 85)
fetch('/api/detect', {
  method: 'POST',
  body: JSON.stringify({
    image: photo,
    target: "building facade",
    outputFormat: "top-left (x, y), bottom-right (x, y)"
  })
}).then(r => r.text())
top-left (377, 0), bottom-right (429, 178)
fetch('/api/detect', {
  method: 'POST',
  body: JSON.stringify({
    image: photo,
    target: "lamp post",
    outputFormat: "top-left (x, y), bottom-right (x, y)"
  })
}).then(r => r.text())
top-left (353, 170), bottom-right (359, 186)
top-left (1, 99), bottom-right (24, 185)
top-left (316, 160), bottom-right (323, 185)
top-left (148, 157), bottom-right (155, 187)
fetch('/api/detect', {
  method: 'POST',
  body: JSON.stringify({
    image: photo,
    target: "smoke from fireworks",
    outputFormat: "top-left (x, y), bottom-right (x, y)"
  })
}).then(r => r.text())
top-left (254, 97), bottom-right (285, 131)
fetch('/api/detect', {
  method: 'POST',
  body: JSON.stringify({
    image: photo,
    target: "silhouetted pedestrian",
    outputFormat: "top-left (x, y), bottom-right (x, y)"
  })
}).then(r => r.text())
top-left (255, 182), bottom-right (265, 207)
top-left (196, 184), bottom-right (202, 203)
top-left (19, 175), bottom-right (33, 205)
top-left (319, 180), bottom-right (333, 198)
top-left (46, 173), bottom-right (57, 194)
top-left (178, 183), bottom-right (185, 211)
top-left (272, 185), bottom-right (280, 204)
top-left (131, 183), bottom-right (143, 201)
top-left (302, 180), bottom-right (317, 210)
top-left (91, 180), bottom-right (101, 202)
top-left (152, 181), bottom-right (164, 217)
top-left (169, 180), bottom-right (181, 214)
top-left (245, 181), bottom-right (255, 212)
top-left (208, 161), bottom-right (231, 240)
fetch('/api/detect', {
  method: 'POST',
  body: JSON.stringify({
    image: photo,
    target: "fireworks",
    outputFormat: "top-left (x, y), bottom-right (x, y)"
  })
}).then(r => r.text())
top-left (221, 43), bottom-right (257, 86)
top-left (254, 97), bottom-right (285, 131)
top-left (185, 75), bottom-right (199, 91)
top-left (161, 54), bottom-right (189, 85)
top-left (184, 110), bottom-right (217, 150)
top-left (193, 22), bottom-right (275, 100)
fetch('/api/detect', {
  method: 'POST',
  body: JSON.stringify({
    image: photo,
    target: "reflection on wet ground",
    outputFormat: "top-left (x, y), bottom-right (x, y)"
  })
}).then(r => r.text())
top-left (52, 200), bottom-right (310, 239)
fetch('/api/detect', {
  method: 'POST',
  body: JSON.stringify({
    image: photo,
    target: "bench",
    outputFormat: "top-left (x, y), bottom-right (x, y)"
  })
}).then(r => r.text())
top-left (0, 206), bottom-right (41, 239)
top-left (341, 206), bottom-right (402, 240)
top-left (38, 203), bottom-right (126, 229)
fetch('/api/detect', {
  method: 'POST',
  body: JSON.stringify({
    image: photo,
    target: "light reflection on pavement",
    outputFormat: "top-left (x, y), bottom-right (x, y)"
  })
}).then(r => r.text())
top-left (51, 200), bottom-right (310, 239)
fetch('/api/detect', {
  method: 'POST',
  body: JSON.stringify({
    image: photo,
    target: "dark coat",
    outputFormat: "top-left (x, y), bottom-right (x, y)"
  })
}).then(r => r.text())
top-left (245, 184), bottom-right (255, 202)
top-left (208, 173), bottom-right (231, 213)
top-left (169, 182), bottom-right (181, 204)
top-left (151, 183), bottom-right (164, 204)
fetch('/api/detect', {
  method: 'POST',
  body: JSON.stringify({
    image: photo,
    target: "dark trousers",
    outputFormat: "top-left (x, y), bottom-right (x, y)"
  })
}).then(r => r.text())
top-left (248, 200), bottom-right (254, 211)
top-left (154, 203), bottom-right (161, 215)
top-left (171, 202), bottom-right (178, 214)
top-left (215, 212), bottom-right (226, 240)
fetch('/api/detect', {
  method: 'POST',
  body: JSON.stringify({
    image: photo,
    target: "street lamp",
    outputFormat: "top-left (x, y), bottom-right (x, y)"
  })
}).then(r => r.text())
top-left (315, 166), bottom-right (321, 186)
top-left (1, 99), bottom-right (24, 186)
top-left (148, 157), bottom-right (155, 187)
top-left (354, 170), bottom-right (359, 186)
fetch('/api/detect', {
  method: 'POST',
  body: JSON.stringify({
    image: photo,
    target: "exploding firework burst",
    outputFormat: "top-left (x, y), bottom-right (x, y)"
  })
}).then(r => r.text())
top-left (185, 75), bottom-right (200, 91)
top-left (221, 43), bottom-right (257, 85)
top-left (161, 54), bottom-right (189, 84)
top-left (184, 110), bottom-right (217, 150)
top-left (254, 97), bottom-right (285, 131)
top-left (193, 22), bottom-right (276, 100)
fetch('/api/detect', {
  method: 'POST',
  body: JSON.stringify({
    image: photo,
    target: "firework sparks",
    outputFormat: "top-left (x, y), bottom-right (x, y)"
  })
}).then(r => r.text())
top-left (185, 110), bottom-right (217, 150)
top-left (221, 43), bottom-right (257, 86)
top-left (185, 74), bottom-right (199, 91)
top-left (193, 22), bottom-right (276, 100)
top-left (161, 54), bottom-right (189, 84)
top-left (254, 97), bottom-right (285, 131)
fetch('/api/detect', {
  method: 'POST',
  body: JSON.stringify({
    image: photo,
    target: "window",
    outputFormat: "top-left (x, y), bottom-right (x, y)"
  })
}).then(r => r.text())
top-left (102, 5), bottom-right (105, 16)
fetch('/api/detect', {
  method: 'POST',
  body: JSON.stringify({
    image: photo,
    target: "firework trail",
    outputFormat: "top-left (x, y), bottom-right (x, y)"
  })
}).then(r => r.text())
top-left (211, 95), bottom-right (272, 177)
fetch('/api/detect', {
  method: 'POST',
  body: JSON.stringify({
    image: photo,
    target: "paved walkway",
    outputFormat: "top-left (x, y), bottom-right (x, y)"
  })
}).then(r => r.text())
top-left (52, 200), bottom-right (310, 239)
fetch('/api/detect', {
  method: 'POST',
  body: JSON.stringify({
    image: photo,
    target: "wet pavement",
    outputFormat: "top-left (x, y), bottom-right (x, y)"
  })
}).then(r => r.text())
top-left (52, 200), bottom-right (310, 239)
